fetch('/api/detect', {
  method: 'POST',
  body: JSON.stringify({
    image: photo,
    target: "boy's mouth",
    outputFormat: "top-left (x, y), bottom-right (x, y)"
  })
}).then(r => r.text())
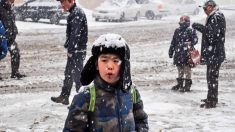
top-left (107, 73), bottom-right (114, 79)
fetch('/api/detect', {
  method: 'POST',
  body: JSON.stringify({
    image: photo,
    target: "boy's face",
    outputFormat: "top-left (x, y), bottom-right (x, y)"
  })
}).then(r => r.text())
top-left (59, 0), bottom-right (74, 12)
top-left (97, 53), bottom-right (122, 85)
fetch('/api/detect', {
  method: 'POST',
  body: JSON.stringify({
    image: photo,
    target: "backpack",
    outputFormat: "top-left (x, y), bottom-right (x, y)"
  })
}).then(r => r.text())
top-left (88, 85), bottom-right (137, 112)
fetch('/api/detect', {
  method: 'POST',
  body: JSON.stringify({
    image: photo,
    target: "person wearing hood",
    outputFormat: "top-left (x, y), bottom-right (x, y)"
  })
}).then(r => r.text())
top-left (63, 33), bottom-right (149, 132)
top-left (0, 0), bottom-right (26, 78)
top-left (169, 15), bottom-right (198, 92)
top-left (192, 0), bottom-right (226, 108)
top-left (51, 0), bottom-right (88, 105)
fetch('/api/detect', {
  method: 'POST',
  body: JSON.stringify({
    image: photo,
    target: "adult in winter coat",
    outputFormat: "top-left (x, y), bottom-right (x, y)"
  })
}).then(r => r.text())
top-left (192, 0), bottom-right (226, 108)
top-left (63, 34), bottom-right (149, 132)
top-left (0, 0), bottom-right (26, 78)
top-left (169, 15), bottom-right (198, 92)
top-left (51, 0), bottom-right (88, 105)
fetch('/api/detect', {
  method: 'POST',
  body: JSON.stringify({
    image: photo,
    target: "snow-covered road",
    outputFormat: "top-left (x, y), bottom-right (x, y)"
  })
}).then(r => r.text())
top-left (1, 9), bottom-right (235, 132)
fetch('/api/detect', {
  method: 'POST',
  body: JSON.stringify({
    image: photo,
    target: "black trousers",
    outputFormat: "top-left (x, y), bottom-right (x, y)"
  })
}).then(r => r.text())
top-left (206, 64), bottom-right (221, 102)
top-left (61, 52), bottom-right (86, 97)
top-left (8, 41), bottom-right (20, 75)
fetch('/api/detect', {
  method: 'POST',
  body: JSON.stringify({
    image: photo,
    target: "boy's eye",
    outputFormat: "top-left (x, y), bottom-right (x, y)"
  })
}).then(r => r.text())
top-left (101, 59), bottom-right (108, 62)
top-left (113, 59), bottom-right (122, 64)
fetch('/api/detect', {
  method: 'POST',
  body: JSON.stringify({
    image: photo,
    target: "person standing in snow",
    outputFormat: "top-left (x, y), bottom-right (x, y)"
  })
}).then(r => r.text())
top-left (0, 20), bottom-right (8, 80)
top-left (51, 0), bottom-right (88, 105)
top-left (63, 33), bottom-right (148, 131)
top-left (169, 15), bottom-right (198, 92)
top-left (0, 0), bottom-right (26, 79)
top-left (192, 0), bottom-right (226, 108)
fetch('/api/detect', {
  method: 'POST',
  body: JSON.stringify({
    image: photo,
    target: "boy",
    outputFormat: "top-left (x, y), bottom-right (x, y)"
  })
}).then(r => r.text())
top-left (169, 15), bottom-right (198, 92)
top-left (63, 34), bottom-right (149, 131)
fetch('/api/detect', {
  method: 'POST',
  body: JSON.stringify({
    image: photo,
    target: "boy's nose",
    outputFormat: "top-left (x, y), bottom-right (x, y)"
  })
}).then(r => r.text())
top-left (107, 62), bottom-right (114, 70)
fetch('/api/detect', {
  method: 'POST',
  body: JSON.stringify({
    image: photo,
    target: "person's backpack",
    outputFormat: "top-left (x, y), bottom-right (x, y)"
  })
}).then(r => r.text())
top-left (88, 84), bottom-right (137, 112)
top-left (0, 20), bottom-right (7, 60)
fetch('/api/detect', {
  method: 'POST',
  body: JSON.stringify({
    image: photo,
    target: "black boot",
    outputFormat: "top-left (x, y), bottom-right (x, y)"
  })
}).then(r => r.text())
top-left (200, 99), bottom-right (217, 108)
top-left (11, 72), bottom-right (26, 79)
top-left (171, 78), bottom-right (183, 90)
top-left (180, 79), bottom-right (192, 92)
top-left (51, 95), bottom-right (69, 105)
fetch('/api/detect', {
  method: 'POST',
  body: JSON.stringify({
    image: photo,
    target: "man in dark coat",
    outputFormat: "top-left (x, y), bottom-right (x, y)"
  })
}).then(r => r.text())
top-left (51, 0), bottom-right (88, 105)
top-left (192, 0), bottom-right (226, 108)
top-left (169, 15), bottom-right (198, 92)
top-left (0, 0), bottom-right (26, 78)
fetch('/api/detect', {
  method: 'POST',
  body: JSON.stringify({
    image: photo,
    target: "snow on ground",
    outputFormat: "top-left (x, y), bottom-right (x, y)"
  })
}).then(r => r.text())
top-left (1, 5), bottom-right (235, 132)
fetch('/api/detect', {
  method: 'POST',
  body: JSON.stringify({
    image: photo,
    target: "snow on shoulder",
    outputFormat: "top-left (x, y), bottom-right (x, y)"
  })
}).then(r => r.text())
top-left (93, 33), bottom-right (127, 48)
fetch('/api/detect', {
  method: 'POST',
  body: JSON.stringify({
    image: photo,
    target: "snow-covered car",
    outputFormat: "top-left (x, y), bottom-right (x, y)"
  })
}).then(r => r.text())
top-left (166, 0), bottom-right (200, 15)
top-left (137, 0), bottom-right (169, 20)
top-left (14, 0), bottom-right (68, 24)
top-left (92, 0), bottom-right (141, 22)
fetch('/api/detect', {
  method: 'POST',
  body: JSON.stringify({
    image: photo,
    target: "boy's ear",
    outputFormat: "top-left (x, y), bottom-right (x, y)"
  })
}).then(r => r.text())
top-left (80, 56), bottom-right (97, 85)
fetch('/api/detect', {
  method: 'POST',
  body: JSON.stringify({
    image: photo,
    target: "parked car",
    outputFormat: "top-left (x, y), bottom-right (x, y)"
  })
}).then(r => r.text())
top-left (92, 0), bottom-right (141, 22)
top-left (166, 0), bottom-right (200, 15)
top-left (137, 0), bottom-right (168, 20)
top-left (14, 0), bottom-right (68, 24)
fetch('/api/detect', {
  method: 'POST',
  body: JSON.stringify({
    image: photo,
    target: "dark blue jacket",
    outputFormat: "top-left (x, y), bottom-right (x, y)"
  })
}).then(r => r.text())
top-left (169, 25), bottom-right (198, 66)
top-left (64, 4), bottom-right (88, 54)
top-left (0, 20), bottom-right (7, 60)
top-left (192, 9), bottom-right (226, 65)
top-left (63, 76), bottom-right (149, 132)
top-left (0, 2), bottom-right (18, 46)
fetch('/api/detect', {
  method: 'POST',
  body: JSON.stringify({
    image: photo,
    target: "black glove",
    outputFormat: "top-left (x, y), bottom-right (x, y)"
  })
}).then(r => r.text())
top-left (192, 23), bottom-right (203, 31)
top-left (169, 54), bottom-right (173, 58)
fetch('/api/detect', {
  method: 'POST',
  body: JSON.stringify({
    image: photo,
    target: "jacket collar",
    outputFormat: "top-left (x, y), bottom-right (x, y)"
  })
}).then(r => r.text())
top-left (94, 75), bottom-right (120, 93)
top-left (68, 3), bottom-right (76, 13)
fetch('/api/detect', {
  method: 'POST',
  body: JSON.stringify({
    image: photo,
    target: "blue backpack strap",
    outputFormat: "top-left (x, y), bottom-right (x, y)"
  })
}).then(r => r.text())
top-left (88, 85), bottom-right (96, 112)
top-left (131, 85), bottom-right (137, 104)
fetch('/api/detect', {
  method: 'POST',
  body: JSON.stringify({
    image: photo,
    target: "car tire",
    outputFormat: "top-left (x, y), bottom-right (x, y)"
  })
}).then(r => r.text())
top-left (50, 13), bottom-right (60, 24)
top-left (119, 12), bottom-right (125, 22)
top-left (32, 17), bottom-right (40, 22)
top-left (95, 18), bottom-right (99, 21)
top-left (145, 10), bottom-right (155, 20)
